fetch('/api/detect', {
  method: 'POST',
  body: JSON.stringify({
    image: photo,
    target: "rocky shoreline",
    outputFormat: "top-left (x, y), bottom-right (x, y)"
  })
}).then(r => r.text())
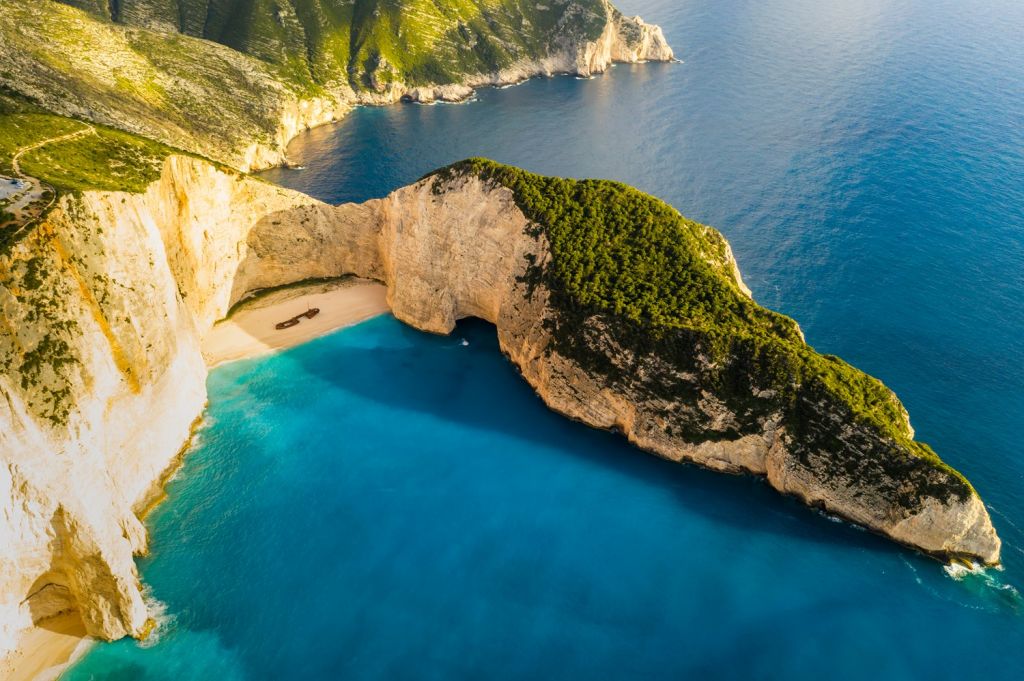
top-left (260, 10), bottom-right (674, 170)
top-left (0, 152), bottom-right (1002, 678)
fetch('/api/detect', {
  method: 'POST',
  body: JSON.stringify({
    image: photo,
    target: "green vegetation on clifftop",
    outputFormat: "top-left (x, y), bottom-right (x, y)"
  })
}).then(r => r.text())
top-left (0, 88), bottom-right (196, 252)
top-left (57, 0), bottom-right (615, 90)
top-left (431, 159), bottom-right (974, 502)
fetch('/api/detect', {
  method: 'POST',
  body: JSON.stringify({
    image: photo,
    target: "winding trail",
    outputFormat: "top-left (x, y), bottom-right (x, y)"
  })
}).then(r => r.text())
top-left (3, 122), bottom-right (96, 230)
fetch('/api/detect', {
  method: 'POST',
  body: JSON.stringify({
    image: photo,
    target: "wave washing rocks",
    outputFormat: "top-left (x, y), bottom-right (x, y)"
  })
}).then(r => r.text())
top-left (0, 156), bottom-right (1001, 668)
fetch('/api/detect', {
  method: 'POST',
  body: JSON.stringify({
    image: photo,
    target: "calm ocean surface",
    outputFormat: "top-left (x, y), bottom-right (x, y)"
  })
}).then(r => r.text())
top-left (69, 0), bottom-right (1024, 678)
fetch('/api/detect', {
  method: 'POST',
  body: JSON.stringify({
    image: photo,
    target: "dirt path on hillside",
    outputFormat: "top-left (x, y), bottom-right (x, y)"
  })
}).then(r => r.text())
top-left (1, 122), bottom-right (96, 230)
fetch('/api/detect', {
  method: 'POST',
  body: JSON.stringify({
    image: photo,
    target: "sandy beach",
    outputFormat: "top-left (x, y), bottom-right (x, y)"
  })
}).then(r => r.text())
top-left (1, 612), bottom-right (90, 681)
top-left (1, 278), bottom-right (390, 681)
top-left (202, 278), bottom-right (390, 367)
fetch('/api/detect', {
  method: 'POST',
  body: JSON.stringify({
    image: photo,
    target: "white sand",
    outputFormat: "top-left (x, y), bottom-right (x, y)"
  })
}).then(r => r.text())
top-left (1, 279), bottom-right (390, 680)
top-left (202, 278), bottom-right (390, 367)
top-left (1, 612), bottom-right (91, 681)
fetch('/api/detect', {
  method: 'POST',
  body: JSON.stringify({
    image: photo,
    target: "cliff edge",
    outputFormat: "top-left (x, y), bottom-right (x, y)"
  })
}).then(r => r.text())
top-left (241, 160), bottom-right (1001, 568)
top-left (0, 157), bottom-right (1001, 669)
top-left (3, 1), bottom-right (673, 171)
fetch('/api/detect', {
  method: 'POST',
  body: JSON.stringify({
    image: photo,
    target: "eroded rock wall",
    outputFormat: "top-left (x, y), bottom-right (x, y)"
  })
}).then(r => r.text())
top-left (243, 173), bottom-right (999, 567)
top-left (0, 155), bottom-right (1001, 671)
top-left (0, 157), bottom-right (340, 660)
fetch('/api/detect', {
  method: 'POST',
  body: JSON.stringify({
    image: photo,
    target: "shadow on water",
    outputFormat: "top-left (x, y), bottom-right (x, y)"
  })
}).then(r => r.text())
top-left (271, 316), bottom-right (907, 563)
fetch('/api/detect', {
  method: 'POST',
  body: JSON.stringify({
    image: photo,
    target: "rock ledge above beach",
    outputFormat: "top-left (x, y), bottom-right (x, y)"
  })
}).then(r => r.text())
top-left (0, 156), bottom-right (1000, 670)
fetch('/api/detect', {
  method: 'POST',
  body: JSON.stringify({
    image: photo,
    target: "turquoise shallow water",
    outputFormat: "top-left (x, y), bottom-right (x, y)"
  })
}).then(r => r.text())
top-left (69, 0), bottom-right (1024, 678)
top-left (66, 318), bottom-right (1024, 679)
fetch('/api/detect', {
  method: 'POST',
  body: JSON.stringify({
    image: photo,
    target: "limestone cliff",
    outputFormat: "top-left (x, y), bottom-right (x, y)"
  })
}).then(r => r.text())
top-left (369, 7), bottom-right (675, 105)
top-left (0, 158), bottom-right (330, 662)
top-left (239, 164), bottom-right (1002, 568)
top-left (0, 156), bottom-right (1001, 669)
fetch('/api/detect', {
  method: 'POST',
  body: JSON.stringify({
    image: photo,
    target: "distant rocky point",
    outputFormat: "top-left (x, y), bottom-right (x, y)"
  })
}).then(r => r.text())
top-left (1, 1), bottom-right (672, 170)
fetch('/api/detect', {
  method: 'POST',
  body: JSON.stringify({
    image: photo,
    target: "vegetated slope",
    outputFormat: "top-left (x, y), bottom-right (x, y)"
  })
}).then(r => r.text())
top-left (0, 88), bottom-right (201, 251)
top-left (0, 90), bottom-right (183, 196)
top-left (446, 160), bottom-right (969, 491)
top-left (57, 0), bottom-right (619, 90)
top-left (0, 2), bottom-right (333, 170)
top-left (5, 2), bottom-right (670, 170)
top-left (414, 160), bottom-right (998, 561)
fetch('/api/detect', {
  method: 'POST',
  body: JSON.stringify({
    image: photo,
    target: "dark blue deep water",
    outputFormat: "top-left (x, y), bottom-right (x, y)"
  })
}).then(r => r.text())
top-left (69, 0), bottom-right (1024, 678)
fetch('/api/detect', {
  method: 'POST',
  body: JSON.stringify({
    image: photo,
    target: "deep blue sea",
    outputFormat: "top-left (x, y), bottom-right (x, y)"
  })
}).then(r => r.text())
top-left (68, 0), bottom-right (1024, 678)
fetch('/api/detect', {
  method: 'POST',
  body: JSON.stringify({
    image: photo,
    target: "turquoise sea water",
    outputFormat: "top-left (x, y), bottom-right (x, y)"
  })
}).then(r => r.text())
top-left (69, 0), bottom-right (1024, 678)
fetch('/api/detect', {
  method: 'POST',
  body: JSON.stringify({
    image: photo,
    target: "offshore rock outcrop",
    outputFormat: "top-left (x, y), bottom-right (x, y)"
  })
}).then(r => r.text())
top-left (0, 157), bottom-right (1000, 669)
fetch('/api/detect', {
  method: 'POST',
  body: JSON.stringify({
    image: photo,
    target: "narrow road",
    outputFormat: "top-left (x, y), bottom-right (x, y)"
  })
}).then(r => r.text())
top-left (3, 122), bottom-right (96, 228)
top-left (11, 122), bottom-right (96, 176)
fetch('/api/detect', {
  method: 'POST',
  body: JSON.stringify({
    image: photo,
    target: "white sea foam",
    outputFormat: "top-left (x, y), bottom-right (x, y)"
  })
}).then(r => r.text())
top-left (138, 586), bottom-right (177, 648)
top-left (943, 560), bottom-right (985, 580)
top-left (940, 560), bottom-right (1022, 609)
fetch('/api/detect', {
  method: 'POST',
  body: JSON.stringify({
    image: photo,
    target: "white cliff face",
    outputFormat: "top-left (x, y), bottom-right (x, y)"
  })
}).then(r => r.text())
top-left (0, 158), bottom-right (331, 663)
top-left (0, 205), bottom-right (205, 657)
top-left (238, 171), bottom-right (1000, 569)
top-left (0, 155), bottom-right (1001, 671)
top-left (242, 95), bottom-right (354, 172)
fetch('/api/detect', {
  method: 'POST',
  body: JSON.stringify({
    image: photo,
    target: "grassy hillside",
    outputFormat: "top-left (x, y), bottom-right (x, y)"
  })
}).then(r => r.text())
top-left (0, 91), bottom-right (180, 194)
top-left (0, 89), bottom-right (195, 250)
top-left (3, 2), bottom-right (626, 169)
top-left (0, 2), bottom-right (321, 169)
top-left (433, 159), bottom-right (973, 501)
top-left (57, 0), bottom-right (615, 90)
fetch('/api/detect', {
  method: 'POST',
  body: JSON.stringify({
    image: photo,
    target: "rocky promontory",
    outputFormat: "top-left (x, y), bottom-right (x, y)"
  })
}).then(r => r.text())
top-left (2, 1), bottom-right (673, 171)
top-left (0, 156), bottom-right (1001, 668)
top-left (242, 160), bottom-right (1002, 567)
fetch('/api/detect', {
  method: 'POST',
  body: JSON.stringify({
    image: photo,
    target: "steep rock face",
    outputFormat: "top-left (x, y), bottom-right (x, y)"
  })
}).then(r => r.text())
top-left (240, 169), bottom-right (1000, 567)
top-left (0, 157), bottom-right (337, 661)
top-left (0, 156), bottom-right (1001, 669)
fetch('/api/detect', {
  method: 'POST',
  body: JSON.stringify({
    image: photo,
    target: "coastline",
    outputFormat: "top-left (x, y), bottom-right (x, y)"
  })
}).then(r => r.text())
top-left (202, 278), bottom-right (390, 368)
top-left (1, 613), bottom-right (90, 681)
top-left (1, 60), bottom-right (641, 673)
top-left (0, 6), bottom-right (675, 677)
top-left (0, 279), bottom-right (390, 680)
